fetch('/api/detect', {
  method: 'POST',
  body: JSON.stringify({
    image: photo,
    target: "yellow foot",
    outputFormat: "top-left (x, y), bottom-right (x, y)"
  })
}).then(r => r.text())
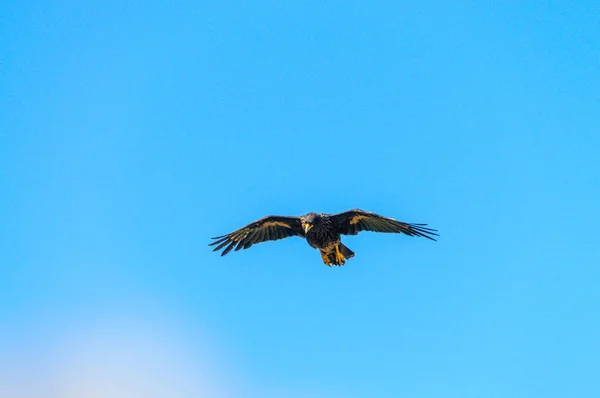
top-left (320, 250), bottom-right (333, 266)
top-left (334, 245), bottom-right (346, 266)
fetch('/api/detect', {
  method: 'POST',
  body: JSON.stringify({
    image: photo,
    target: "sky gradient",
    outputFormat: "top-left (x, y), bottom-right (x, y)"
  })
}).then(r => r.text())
top-left (2, 1), bottom-right (599, 397)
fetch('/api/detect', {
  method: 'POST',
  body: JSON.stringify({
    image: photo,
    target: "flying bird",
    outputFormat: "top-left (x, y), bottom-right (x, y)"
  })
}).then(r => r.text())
top-left (210, 209), bottom-right (438, 266)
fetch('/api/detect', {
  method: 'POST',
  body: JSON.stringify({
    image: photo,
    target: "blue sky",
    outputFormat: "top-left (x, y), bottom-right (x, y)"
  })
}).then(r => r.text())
top-left (1, 1), bottom-right (599, 397)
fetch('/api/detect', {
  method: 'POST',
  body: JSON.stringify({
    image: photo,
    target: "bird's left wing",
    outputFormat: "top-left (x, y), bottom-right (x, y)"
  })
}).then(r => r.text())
top-left (330, 209), bottom-right (438, 240)
top-left (209, 215), bottom-right (304, 256)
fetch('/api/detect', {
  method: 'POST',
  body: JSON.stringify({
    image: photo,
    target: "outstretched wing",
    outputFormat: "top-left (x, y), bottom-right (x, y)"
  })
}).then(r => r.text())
top-left (209, 215), bottom-right (304, 256)
top-left (330, 209), bottom-right (438, 240)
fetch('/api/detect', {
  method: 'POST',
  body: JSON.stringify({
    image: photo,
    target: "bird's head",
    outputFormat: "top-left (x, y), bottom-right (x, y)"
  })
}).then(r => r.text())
top-left (301, 212), bottom-right (320, 233)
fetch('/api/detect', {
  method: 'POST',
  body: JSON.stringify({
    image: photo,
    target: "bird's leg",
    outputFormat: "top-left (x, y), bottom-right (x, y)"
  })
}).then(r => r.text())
top-left (319, 250), bottom-right (333, 266)
top-left (334, 245), bottom-right (346, 266)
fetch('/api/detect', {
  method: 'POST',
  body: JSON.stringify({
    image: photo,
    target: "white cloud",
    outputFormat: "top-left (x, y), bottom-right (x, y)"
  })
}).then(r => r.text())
top-left (0, 310), bottom-right (338, 398)
top-left (0, 314), bottom-right (237, 398)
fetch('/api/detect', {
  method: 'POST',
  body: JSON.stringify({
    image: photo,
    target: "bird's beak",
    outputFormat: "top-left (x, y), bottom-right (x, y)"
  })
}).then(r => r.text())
top-left (303, 223), bottom-right (313, 233)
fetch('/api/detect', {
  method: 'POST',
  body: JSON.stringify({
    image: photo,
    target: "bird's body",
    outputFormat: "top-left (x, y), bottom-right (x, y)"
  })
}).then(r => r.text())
top-left (301, 212), bottom-right (353, 265)
top-left (210, 209), bottom-right (438, 266)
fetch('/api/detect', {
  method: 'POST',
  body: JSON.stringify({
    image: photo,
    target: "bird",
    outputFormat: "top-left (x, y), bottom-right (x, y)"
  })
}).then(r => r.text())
top-left (209, 209), bottom-right (438, 266)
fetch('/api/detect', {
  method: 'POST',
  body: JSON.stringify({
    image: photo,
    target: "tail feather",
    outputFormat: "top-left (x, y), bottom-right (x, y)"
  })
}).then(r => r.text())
top-left (320, 243), bottom-right (355, 266)
top-left (338, 243), bottom-right (355, 260)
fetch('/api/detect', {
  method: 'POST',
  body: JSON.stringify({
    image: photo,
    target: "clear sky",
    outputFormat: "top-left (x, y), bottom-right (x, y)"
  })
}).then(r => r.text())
top-left (1, 1), bottom-right (599, 397)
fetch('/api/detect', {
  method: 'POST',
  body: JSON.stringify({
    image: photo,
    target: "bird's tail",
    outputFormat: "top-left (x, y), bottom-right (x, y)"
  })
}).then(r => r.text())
top-left (320, 243), bottom-right (355, 266)
top-left (319, 243), bottom-right (354, 267)
top-left (338, 243), bottom-right (355, 260)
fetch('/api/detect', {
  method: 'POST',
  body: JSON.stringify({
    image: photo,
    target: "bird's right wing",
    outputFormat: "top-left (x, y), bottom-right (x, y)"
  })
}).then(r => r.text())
top-left (209, 215), bottom-right (304, 256)
top-left (329, 209), bottom-right (438, 240)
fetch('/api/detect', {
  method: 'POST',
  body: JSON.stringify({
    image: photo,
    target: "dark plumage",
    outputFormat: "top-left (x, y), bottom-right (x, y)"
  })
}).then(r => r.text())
top-left (210, 209), bottom-right (438, 266)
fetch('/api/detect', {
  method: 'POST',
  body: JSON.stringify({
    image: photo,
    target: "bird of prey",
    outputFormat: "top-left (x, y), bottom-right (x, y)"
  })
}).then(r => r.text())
top-left (210, 209), bottom-right (438, 266)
